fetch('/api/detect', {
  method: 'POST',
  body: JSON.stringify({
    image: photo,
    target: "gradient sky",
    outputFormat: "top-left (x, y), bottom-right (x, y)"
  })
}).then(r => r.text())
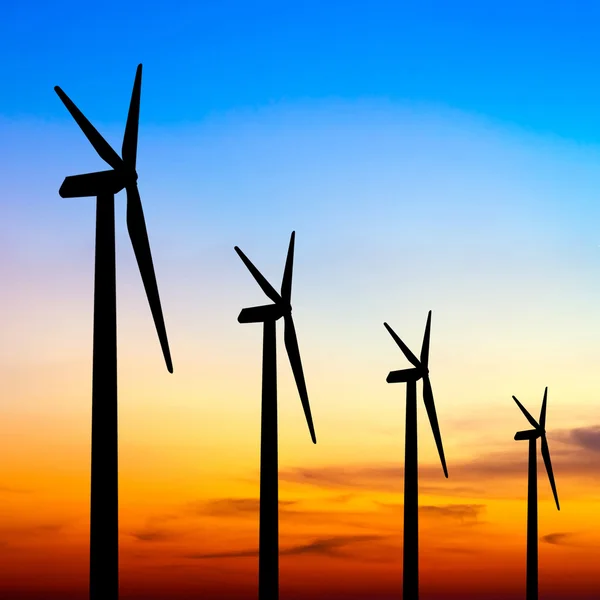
top-left (2, 2), bottom-right (600, 599)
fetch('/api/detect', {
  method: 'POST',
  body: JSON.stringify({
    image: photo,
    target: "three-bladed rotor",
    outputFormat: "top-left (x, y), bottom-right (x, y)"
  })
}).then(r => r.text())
top-left (55, 64), bottom-right (173, 374)
top-left (235, 232), bottom-right (316, 444)
top-left (512, 387), bottom-right (560, 510)
top-left (384, 311), bottom-right (448, 478)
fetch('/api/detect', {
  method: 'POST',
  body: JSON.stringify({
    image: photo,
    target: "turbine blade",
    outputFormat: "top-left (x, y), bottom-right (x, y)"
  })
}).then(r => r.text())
top-left (238, 304), bottom-right (282, 323)
top-left (386, 368), bottom-right (421, 383)
top-left (122, 64), bottom-right (142, 169)
top-left (234, 246), bottom-right (281, 304)
top-left (383, 322), bottom-right (420, 368)
top-left (420, 310), bottom-right (432, 368)
top-left (539, 387), bottom-right (548, 431)
top-left (512, 396), bottom-right (540, 430)
top-left (59, 170), bottom-right (124, 198)
top-left (54, 86), bottom-right (123, 170)
top-left (422, 375), bottom-right (448, 478)
top-left (280, 231), bottom-right (295, 304)
top-left (541, 435), bottom-right (560, 510)
top-left (283, 314), bottom-right (317, 444)
top-left (126, 184), bottom-right (173, 373)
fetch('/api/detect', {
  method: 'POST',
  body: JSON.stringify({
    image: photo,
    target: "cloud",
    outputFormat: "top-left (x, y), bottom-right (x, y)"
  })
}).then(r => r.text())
top-left (184, 534), bottom-right (386, 560)
top-left (130, 514), bottom-right (182, 543)
top-left (280, 534), bottom-right (384, 557)
top-left (185, 548), bottom-right (258, 559)
top-left (279, 464), bottom-right (403, 492)
top-left (419, 504), bottom-right (485, 522)
top-left (542, 532), bottom-right (574, 545)
top-left (0, 521), bottom-right (68, 547)
top-left (541, 531), bottom-right (592, 549)
top-left (375, 501), bottom-right (486, 523)
top-left (0, 485), bottom-right (32, 494)
top-left (191, 498), bottom-right (297, 518)
top-left (132, 530), bottom-right (176, 542)
top-left (557, 426), bottom-right (600, 453)
top-left (279, 439), bottom-right (600, 495)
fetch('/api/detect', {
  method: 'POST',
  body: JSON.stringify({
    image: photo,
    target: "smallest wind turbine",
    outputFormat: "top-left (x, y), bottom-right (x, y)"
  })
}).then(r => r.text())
top-left (512, 387), bottom-right (560, 600)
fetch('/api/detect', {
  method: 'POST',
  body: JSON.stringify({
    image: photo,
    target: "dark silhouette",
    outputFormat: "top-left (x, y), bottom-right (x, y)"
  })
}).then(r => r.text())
top-left (383, 311), bottom-right (448, 600)
top-left (54, 64), bottom-right (172, 600)
top-left (512, 387), bottom-right (560, 600)
top-left (234, 231), bottom-right (316, 600)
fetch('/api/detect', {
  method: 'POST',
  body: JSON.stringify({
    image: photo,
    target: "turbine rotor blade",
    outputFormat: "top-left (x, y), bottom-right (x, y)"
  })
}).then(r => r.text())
top-left (126, 184), bottom-right (173, 373)
top-left (383, 322), bottom-right (420, 368)
top-left (539, 387), bottom-right (548, 431)
top-left (283, 314), bottom-right (317, 444)
top-left (422, 375), bottom-right (448, 478)
top-left (122, 64), bottom-right (142, 169)
top-left (512, 396), bottom-right (540, 430)
top-left (234, 246), bottom-right (282, 304)
top-left (420, 310), bottom-right (432, 368)
top-left (238, 304), bottom-right (283, 323)
top-left (541, 435), bottom-right (560, 510)
top-left (59, 170), bottom-right (124, 198)
top-left (54, 86), bottom-right (123, 170)
top-left (280, 231), bottom-right (295, 304)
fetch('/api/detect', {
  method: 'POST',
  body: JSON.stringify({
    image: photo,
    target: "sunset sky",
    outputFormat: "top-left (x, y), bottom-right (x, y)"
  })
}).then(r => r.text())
top-left (2, 1), bottom-right (600, 599)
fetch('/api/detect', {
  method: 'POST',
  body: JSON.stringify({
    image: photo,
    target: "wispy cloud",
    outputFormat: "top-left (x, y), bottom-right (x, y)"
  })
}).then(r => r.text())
top-left (541, 531), bottom-right (592, 549)
top-left (279, 464), bottom-right (403, 492)
top-left (0, 485), bottom-right (32, 494)
top-left (130, 514), bottom-right (182, 543)
top-left (375, 501), bottom-right (486, 523)
top-left (0, 521), bottom-right (68, 547)
top-left (185, 547), bottom-right (258, 559)
top-left (556, 426), bottom-right (600, 453)
top-left (419, 503), bottom-right (486, 522)
top-left (280, 534), bottom-right (384, 557)
top-left (189, 498), bottom-right (297, 518)
top-left (279, 439), bottom-right (600, 494)
top-left (184, 534), bottom-right (386, 560)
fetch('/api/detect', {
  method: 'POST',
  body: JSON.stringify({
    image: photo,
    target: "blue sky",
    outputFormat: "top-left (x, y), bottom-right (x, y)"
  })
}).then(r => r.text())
top-left (4, 1), bottom-right (600, 142)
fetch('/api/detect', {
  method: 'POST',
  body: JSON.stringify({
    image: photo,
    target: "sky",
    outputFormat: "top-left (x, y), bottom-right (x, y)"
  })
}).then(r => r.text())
top-left (2, 1), bottom-right (600, 599)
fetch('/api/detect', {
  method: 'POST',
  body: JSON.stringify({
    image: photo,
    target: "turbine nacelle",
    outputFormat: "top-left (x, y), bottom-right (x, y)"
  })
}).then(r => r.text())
top-left (514, 429), bottom-right (542, 441)
top-left (238, 303), bottom-right (285, 323)
top-left (386, 368), bottom-right (423, 383)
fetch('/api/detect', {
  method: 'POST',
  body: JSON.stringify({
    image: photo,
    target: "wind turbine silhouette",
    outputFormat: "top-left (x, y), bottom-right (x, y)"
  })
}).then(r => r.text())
top-left (55, 64), bottom-right (172, 600)
top-left (234, 231), bottom-right (316, 600)
top-left (383, 311), bottom-right (448, 600)
top-left (512, 387), bottom-right (560, 600)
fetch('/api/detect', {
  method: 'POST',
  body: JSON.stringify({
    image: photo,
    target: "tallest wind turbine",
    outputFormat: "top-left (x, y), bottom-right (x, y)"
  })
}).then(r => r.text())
top-left (54, 65), bottom-right (172, 600)
top-left (383, 311), bottom-right (448, 600)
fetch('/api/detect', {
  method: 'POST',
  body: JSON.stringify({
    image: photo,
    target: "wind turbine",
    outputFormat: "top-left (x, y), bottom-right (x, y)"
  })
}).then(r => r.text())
top-left (234, 231), bottom-right (316, 600)
top-left (383, 311), bottom-right (448, 600)
top-left (512, 387), bottom-right (560, 600)
top-left (54, 64), bottom-right (172, 600)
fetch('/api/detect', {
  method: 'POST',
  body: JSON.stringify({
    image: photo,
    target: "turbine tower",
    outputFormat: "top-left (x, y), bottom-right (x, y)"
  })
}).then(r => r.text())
top-left (55, 64), bottom-right (172, 600)
top-left (512, 387), bottom-right (560, 600)
top-left (383, 311), bottom-right (448, 600)
top-left (235, 231), bottom-right (316, 600)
